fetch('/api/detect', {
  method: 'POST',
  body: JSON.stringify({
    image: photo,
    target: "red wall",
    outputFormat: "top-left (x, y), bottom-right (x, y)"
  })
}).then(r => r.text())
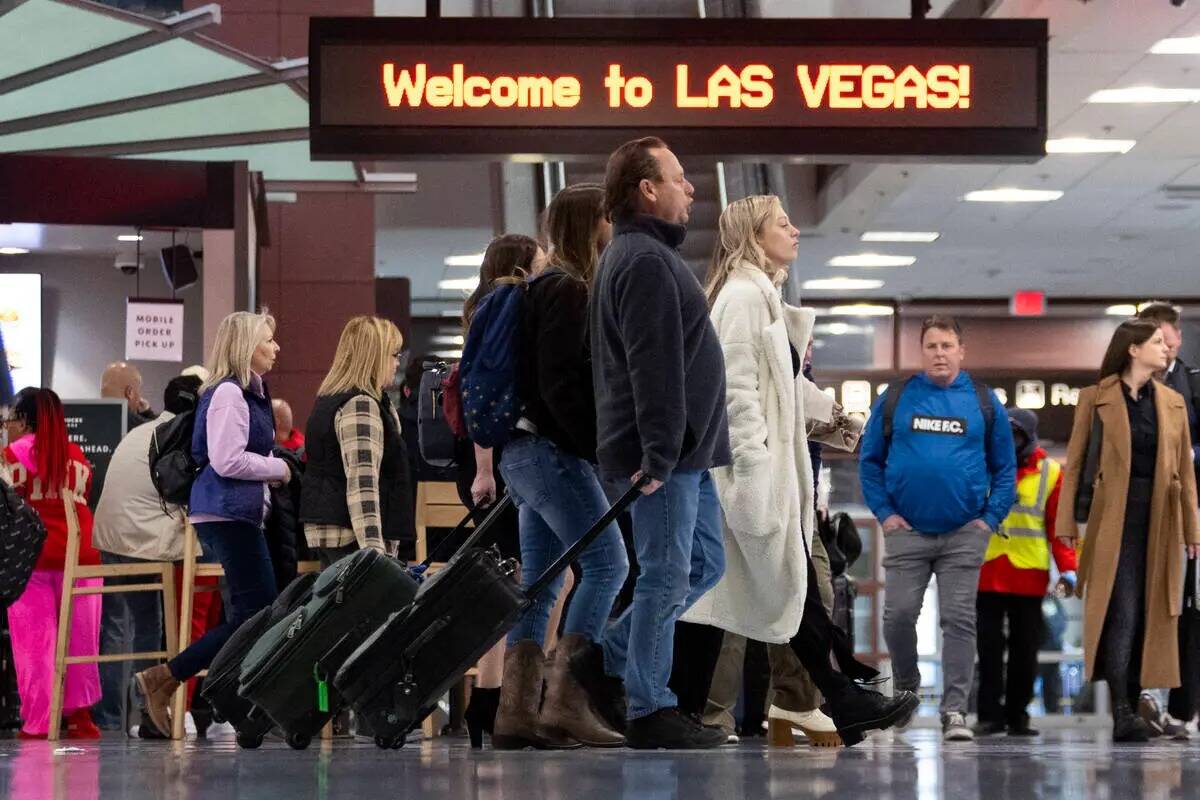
top-left (188, 0), bottom-right (376, 426)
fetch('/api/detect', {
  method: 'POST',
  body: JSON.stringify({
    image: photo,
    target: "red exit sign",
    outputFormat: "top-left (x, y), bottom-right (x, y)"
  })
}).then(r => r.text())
top-left (310, 17), bottom-right (1047, 160)
top-left (1011, 291), bottom-right (1046, 317)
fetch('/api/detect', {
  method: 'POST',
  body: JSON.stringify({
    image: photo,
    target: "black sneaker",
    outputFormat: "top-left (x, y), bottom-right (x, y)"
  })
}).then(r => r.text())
top-left (972, 719), bottom-right (1006, 737)
top-left (1006, 723), bottom-right (1040, 737)
top-left (626, 708), bottom-right (727, 750)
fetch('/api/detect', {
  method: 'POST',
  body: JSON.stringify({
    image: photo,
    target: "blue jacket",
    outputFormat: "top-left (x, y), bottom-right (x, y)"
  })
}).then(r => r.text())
top-left (189, 378), bottom-right (276, 525)
top-left (858, 371), bottom-right (1016, 534)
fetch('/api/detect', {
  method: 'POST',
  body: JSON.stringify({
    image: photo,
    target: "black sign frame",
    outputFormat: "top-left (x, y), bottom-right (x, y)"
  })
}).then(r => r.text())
top-left (62, 399), bottom-right (127, 510)
top-left (310, 16), bottom-right (1048, 162)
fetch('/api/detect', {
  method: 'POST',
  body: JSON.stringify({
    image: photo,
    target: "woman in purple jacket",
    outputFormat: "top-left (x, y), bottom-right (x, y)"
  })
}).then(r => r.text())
top-left (135, 310), bottom-right (288, 737)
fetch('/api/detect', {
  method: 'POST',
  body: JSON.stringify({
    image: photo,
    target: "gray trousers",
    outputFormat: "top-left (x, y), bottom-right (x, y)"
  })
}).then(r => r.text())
top-left (882, 524), bottom-right (991, 715)
top-left (703, 536), bottom-right (835, 732)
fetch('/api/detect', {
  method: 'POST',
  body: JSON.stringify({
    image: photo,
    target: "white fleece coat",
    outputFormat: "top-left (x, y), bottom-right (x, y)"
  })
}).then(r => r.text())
top-left (680, 264), bottom-right (834, 644)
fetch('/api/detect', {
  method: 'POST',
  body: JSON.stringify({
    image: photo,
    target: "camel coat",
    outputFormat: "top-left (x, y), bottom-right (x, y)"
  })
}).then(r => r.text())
top-left (680, 265), bottom-right (835, 643)
top-left (1056, 374), bottom-right (1200, 688)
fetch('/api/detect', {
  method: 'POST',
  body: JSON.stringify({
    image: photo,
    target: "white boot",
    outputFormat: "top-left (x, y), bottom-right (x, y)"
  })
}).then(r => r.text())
top-left (767, 705), bottom-right (843, 748)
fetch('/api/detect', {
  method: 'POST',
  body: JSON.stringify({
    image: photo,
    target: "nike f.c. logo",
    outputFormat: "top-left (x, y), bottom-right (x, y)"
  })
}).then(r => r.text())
top-left (910, 415), bottom-right (967, 435)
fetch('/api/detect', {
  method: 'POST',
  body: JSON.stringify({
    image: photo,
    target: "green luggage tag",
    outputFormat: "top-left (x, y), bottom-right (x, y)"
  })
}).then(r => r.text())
top-left (314, 664), bottom-right (329, 713)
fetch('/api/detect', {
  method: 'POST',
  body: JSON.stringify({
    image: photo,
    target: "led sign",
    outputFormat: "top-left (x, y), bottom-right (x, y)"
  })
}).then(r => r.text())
top-left (311, 17), bottom-right (1047, 160)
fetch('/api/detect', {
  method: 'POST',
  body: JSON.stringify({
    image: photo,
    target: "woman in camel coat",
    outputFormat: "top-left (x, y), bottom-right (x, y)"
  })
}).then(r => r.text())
top-left (1057, 319), bottom-right (1200, 742)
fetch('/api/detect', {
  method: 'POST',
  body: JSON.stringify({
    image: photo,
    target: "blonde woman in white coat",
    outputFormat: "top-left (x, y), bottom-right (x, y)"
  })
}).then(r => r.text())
top-left (681, 195), bottom-right (917, 747)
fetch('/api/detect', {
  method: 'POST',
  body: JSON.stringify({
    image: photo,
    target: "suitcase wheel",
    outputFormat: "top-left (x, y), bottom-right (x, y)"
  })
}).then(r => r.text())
top-left (236, 731), bottom-right (264, 749)
top-left (286, 732), bottom-right (312, 751)
top-left (374, 734), bottom-right (405, 750)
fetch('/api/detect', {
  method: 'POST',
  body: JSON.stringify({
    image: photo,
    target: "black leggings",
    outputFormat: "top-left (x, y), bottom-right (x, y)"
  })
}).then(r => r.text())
top-left (1097, 478), bottom-right (1152, 708)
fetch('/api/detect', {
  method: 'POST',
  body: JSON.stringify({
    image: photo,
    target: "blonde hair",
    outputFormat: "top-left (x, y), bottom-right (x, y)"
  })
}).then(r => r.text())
top-left (703, 195), bottom-right (786, 308)
top-left (318, 316), bottom-right (403, 398)
top-left (200, 310), bottom-right (276, 394)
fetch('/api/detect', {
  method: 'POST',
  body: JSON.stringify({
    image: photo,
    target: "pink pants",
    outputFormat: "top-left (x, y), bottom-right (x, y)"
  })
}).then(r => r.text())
top-left (7, 570), bottom-right (102, 735)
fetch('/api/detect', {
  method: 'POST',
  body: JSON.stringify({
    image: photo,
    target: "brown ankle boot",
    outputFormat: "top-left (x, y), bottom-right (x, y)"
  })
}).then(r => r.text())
top-left (134, 664), bottom-right (180, 738)
top-left (492, 641), bottom-right (579, 750)
top-left (541, 634), bottom-right (625, 747)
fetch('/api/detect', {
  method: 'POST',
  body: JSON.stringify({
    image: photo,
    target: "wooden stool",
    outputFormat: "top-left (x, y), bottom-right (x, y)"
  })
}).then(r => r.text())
top-left (48, 490), bottom-right (179, 741)
top-left (170, 523), bottom-right (225, 740)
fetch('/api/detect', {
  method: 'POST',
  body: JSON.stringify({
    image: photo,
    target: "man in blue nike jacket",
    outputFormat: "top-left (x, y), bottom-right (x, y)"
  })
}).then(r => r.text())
top-left (859, 316), bottom-right (1016, 743)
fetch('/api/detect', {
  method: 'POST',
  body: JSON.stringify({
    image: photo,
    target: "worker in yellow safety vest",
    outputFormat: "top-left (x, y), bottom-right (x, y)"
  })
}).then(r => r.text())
top-left (974, 408), bottom-right (1077, 738)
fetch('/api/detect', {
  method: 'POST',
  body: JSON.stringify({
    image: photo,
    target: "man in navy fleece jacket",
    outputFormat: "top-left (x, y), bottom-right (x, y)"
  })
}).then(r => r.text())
top-left (858, 315), bottom-right (1015, 743)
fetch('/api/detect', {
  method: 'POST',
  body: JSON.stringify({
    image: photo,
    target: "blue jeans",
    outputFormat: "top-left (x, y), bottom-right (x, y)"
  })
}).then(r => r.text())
top-left (168, 521), bottom-right (277, 681)
top-left (601, 470), bottom-right (725, 720)
top-left (93, 552), bottom-right (164, 729)
top-left (499, 435), bottom-right (629, 646)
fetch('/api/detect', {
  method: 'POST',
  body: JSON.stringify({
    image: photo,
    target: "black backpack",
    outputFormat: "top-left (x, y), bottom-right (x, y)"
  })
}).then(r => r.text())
top-left (148, 411), bottom-right (200, 512)
top-left (0, 481), bottom-right (47, 608)
top-left (417, 361), bottom-right (458, 468)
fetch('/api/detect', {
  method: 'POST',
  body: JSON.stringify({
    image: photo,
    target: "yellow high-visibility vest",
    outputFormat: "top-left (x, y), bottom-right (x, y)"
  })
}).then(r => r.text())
top-left (985, 458), bottom-right (1060, 572)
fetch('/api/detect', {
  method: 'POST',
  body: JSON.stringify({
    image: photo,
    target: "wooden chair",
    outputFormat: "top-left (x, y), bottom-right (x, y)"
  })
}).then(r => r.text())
top-left (414, 481), bottom-right (479, 738)
top-left (49, 490), bottom-right (179, 741)
top-left (170, 523), bottom-right (225, 739)
top-left (415, 481), bottom-right (473, 564)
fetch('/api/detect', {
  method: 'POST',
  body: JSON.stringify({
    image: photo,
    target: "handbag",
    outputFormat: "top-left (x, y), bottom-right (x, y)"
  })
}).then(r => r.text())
top-left (0, 480), bottom-right (48, 607)
top-left (1073, 411), bottom-right (1104, 524)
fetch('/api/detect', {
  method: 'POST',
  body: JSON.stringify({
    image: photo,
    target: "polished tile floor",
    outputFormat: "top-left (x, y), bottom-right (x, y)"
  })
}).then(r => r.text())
top-left (0, 728), bottom-right (1196, 800)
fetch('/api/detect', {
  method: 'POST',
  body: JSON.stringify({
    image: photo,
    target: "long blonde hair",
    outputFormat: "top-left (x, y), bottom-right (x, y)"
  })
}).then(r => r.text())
top-left (200, 310), bottom-right (276, 394)
top-left (703, 195), bottom-right (786, 308)
top-left (318, 316), bottom-right (402, 398)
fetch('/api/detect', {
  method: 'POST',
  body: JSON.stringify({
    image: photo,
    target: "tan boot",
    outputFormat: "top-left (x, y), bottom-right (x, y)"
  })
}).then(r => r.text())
top-left (541, 634), bottom-right (625, 747)
top-left (134, 664), bottom-right (180, 738)
top-left (492, 641), bottom-right (579, 750)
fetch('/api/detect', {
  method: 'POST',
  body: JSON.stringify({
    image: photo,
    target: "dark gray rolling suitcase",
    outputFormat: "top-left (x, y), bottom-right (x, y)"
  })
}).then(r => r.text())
top-left (334, 479), bottom-right (645, 749)
top-left (237, 548), bottom-right (418, 749)
top-left (200, 572), bottom-right (318, 749)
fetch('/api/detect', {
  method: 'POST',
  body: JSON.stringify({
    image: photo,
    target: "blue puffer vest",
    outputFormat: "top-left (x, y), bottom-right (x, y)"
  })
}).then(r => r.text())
top-left (189, 377), bottom-right (276, 525)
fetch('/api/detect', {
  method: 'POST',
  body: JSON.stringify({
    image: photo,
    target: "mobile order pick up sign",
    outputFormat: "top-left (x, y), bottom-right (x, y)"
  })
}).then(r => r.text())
top-left (126, 298), bottom-right (184, 363)
top-left (310, 17), bottom-right (1047, 160)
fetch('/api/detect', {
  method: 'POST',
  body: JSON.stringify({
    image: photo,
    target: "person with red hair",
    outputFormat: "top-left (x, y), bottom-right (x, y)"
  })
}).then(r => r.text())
top-left (1, 387), bottom-right (103, 739)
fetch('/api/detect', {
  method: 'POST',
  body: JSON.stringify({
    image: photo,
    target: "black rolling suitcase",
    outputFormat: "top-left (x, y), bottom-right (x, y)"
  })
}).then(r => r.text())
top-left (334, 479), bottom-right (645, 749)
top-left (200, 571), bottom-right (318, 749)
top-left (237, 548), bottom-right (419, 749)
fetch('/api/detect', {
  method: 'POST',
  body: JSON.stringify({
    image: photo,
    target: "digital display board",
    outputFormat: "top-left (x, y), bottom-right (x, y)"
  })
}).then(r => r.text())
top-left (310, 17), bottom-right (1047, 161)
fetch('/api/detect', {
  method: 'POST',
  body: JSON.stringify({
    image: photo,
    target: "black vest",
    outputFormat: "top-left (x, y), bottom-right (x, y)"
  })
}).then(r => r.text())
top-left (300, 391), bottom-right (414, 543)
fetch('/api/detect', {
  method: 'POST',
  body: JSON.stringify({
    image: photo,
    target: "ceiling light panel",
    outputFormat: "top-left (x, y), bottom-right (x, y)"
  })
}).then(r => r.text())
top-left (827, 254), bottom-right (916, 268)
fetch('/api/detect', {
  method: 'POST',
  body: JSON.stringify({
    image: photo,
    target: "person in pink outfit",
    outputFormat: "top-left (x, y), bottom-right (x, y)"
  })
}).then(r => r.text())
top-left (2, 387), bottom-right (103, 739)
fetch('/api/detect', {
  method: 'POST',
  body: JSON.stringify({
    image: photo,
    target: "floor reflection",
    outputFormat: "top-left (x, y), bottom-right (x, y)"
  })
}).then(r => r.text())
top-left (0, 730), bottom-right (1195, 800)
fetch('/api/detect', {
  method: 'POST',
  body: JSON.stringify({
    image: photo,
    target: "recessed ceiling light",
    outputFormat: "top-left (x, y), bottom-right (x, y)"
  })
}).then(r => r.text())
top-left (827, 254), bottom-right (916, 268)
top-left (1106, 304), bottom-right (1137, 316)
top-left (803, 277), bottom-right (885, 291)
top-left (444, 253), bottom-right (485, 268)
top-left (828, 304), bottom-right (895, 317)
top-left (1087, 86), bottom-right (1200, 104)
top-left (814, 322), bottom-right (869, 336)
top-left (0, 247), bottom-right (30, 255)
top-left (363, 171), bottom-right (418, 183)
top-left (1150, 36), bottom-right (1200, 55)
top-left (1046, 137), bottom-right (1136, 154)
top-left (431, 334), bottom-right (465, 346)
top-left (964, 188), bottom-right (1064, 203)
top-left (860, 231), bottom-right (940, 243)
top-left (438, 277), bottom-right (480, 291)
top-left (117, 234), bottom-right (144, 242)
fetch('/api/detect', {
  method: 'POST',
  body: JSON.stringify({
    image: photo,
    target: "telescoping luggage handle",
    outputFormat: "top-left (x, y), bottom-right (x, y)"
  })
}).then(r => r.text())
top-left (419, 493), bottom-right (516, 569)
top-left (524, 476), bottom-right (649, 600)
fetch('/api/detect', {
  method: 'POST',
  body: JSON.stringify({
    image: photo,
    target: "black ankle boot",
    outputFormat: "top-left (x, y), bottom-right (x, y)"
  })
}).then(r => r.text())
top-left (568, 640), bottom-right (626, 734)
top-left (1112, 696), bottom-right (1153, 743)
top-left (827, 685), bottom-right (919, 747)
top-left (464, 687), bottom-right (501, 749)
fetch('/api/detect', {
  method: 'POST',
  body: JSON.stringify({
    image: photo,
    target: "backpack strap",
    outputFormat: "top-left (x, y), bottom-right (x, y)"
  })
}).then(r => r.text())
top-left (880, 376), bottom-right (916, 454)
top-left (974, 381), bottom-right (996, 454)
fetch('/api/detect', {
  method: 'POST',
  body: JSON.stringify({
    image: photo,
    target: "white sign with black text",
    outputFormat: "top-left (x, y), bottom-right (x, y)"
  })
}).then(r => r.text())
top-left (125, 299), bottom-right (184, 362)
